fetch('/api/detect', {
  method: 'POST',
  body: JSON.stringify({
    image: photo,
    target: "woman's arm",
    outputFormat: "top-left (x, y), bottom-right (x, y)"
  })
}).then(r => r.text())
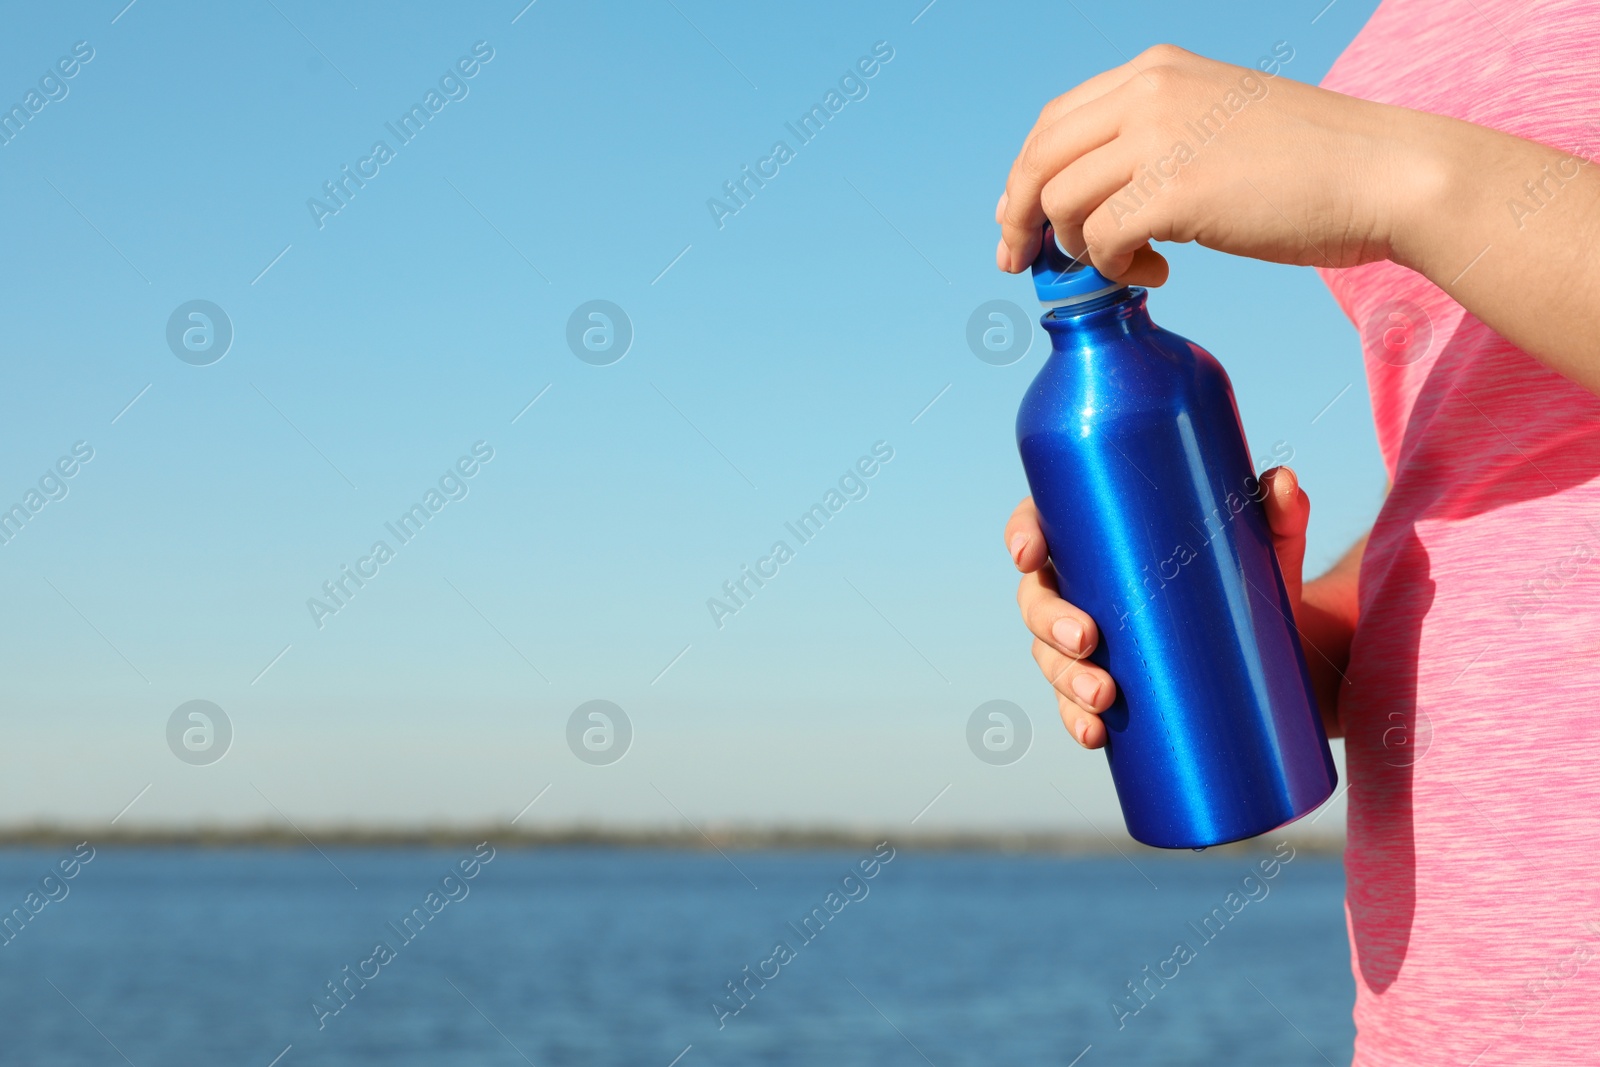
top-left (1390, 114), bottom-right (1600, 390)
top-left (1261, 464), bottom-right (1366, 739)
top-left (995, 45), bottom-right (1600, 392)
top-left (1297, 532), bottom-right (1367, 739)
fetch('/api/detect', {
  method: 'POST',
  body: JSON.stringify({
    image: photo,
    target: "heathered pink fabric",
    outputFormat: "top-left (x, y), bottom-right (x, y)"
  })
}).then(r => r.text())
top-left (1315, 1), bottom-right (1600, 1063)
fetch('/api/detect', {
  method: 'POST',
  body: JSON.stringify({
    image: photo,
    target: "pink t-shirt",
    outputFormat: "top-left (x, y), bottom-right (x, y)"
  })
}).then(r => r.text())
top-left (1316, 1), bottom-right (1600, 1063)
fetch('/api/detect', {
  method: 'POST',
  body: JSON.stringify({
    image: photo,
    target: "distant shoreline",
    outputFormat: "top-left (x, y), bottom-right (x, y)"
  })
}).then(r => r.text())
top-left (0, 825), bottom-right (1346, 855)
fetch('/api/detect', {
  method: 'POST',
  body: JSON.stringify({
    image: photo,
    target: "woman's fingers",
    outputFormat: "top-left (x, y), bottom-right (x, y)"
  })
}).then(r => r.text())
top-left (999, 83), bottom-right (1141, 271)
top-left (1002, 134), bottom-right (1176, 285)
top-left (993, 60), bottom-right (1148, 224)
top-left (1039, 144), bottom-right (1137, 234)
top-left (1110, 244), bottom-right (1171, 286)
top-left (1036, 146), bottom-right (1172, 287)
top-left (1003, 496), bottom-right (1051, 572)
top-left (1031, 636), bottom-right (1117, 715)
top-left (1018, 567), bottom-right (1100, 661)
top-left (1261, 465), bottom-right (1310, 541)
top-left (1003, 495), bottom-right (1116, 750)
top-left (1259, 465), bottom-right (1310, 606)
top-left (1023, 60), bottom-right (1147, 149)
top-left (1057, 691), bottom-right (1108, 749)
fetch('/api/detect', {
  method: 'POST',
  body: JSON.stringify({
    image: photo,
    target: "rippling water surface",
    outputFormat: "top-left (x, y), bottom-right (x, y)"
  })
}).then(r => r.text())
top-left (0, 847), bottom-right (1355, 1065)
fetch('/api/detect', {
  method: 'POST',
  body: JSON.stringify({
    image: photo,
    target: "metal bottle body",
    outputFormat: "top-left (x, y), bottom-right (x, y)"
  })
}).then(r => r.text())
top-left (1016, 288), bottom-right (1337, 849)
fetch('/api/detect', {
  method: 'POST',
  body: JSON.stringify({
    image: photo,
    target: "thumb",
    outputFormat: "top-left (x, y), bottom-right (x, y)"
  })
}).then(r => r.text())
top-left (1259, 466), bottom-right (1309, 607)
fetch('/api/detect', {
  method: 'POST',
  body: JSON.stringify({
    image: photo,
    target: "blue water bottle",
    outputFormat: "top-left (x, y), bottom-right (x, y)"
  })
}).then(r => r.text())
top-left (1016, 228), bottom-right (1337, 849)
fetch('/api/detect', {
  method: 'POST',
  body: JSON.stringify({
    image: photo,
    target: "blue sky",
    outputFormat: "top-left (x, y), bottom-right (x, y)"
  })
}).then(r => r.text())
top-left (0, 0), bottom-right (1386, 833)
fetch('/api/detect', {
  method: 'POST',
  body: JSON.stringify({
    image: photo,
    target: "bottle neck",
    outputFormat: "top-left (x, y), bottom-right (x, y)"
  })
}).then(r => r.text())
top-left (1039, 286), bottom-right (1151, 346)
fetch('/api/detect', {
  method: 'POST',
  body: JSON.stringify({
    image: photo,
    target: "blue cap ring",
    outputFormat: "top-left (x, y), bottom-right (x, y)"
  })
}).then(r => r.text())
top-left (1030, 226), bottom-right (1126, 308)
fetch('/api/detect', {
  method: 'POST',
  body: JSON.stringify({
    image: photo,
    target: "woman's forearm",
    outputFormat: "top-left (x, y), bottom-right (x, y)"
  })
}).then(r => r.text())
top-left (1390, 111), bottom-right (1600, 393)
top-left (1297, 532), bottom-right (1367, 738)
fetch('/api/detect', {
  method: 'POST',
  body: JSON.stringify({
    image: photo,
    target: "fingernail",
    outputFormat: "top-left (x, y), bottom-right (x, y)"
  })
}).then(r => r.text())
top-left (1073, 719), bottom-right (1089, 745)
top-left (1072, 673), bottom-right (1101, 706)
top-left (1052, 618), bottom-right (1084, 655)
top-left (1008, 532), bottom-right (1028, 564)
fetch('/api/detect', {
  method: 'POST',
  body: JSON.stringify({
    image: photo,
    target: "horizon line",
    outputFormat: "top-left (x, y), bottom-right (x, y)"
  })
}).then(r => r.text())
top-left (0, 822), bottom-right (1347, 855)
